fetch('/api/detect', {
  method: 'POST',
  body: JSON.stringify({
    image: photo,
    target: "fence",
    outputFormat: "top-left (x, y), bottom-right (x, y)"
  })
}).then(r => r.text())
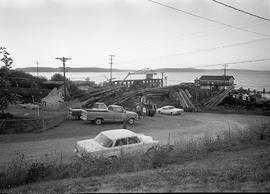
top-left (0, 113), bottom-right (67, 134)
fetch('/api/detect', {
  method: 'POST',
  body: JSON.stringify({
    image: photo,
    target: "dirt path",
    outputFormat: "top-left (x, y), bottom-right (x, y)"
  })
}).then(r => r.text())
top-left (0, 113), bottom-right (269, 166)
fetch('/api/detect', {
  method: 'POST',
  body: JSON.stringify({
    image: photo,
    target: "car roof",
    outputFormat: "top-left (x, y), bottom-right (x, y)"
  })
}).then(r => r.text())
top-left (101, 129), bottom-right (137, 140)
top-left (108, 105), bottom-right (122, 108)
top-left (162, 105), bottom-right (175, 108)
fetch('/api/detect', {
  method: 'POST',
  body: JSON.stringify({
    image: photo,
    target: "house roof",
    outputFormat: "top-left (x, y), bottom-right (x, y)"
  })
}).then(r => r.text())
top-left (199, 75), bottom-right (234, 81)
top-left (101, 129), bottom-right (137, 140)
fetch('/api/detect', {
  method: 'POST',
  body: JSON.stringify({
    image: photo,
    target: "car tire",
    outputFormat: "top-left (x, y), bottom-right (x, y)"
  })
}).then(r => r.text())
top-left (144, 146), bottom-right (158, 158)
top-left (95, 118), bottom-right (103, 125)
top-left (128, 118), bottom-right (135, 125)
top-left (170, 112), bottom-right (173, 116)
top-left (105, 155), bottom-right (118, 168)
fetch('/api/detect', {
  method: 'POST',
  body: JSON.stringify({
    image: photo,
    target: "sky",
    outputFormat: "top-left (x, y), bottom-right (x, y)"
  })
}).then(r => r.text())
top-left (0, 0), bottom-right (270, 70)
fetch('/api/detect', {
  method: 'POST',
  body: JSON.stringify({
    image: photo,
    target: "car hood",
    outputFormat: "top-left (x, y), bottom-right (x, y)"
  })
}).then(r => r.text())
top-left (76, 139), bottom-right (104, 153)
top-left (173, 108), bottom-right (184, 112)
top-left (126, 111), bottom-right (138, 116)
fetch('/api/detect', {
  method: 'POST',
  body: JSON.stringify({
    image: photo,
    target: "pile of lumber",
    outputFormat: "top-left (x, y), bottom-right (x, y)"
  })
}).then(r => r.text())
top-left (112, 88), bottom-right (171, 105)
top-left (204, 86), bottom-right (234, 108)
top-left (77, 85), bottom-right (197, 111)
top-left (80, 86), bottom-right (126, 108)
top-left (177, 89), bottom-right (197, 111)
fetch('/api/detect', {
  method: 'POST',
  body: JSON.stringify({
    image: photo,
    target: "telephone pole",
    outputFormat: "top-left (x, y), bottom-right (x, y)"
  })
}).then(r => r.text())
top-left (223, 64), bottom-right (227, 89)
top-left (223, 64), bottom-right (227, 76)
top-left (36, 61), bottom-right (39, 77)
top-left (109, 55), bottom-right (115, 84)
top-left (161, 72), bottom-right (164, 87)
top-left (55, 57), bottom-right (71, 101)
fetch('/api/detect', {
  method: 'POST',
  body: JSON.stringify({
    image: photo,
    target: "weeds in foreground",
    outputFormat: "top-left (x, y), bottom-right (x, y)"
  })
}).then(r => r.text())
top-left (0, 122), bottom-right (269, 189)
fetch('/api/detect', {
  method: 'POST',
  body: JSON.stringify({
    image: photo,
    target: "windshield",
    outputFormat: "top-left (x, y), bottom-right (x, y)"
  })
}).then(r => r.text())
top-left (168, 106), bottom-right (175, 109)
top-left (94, 134), bottom-right (113, 147)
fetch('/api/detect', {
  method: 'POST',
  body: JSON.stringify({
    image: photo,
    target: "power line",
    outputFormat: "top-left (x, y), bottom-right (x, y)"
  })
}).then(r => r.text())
top-left (192, 58), bottom-right (270, 68)
top-left (117, 37), bottom-right (270, 64)
top-left (148, 0), bottom-right (270, 38)
top-left (212, 0), bottom-right (270, 22)
top-left (112, 20), bottom-right (267, 53)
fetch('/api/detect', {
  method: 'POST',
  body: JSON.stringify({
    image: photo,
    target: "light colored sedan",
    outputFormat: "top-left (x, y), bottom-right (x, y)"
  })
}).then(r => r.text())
top-left (157, 105), bottom-right (184, 115)
top-left (74, 129), bottom-right (159, 158)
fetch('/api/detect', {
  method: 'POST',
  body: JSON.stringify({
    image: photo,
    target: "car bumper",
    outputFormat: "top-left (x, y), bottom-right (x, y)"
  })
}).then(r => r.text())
top-left (80, 115), bottom-right (87, 121)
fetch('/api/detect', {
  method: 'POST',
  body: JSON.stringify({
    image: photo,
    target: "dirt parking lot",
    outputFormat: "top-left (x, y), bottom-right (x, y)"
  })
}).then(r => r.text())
top-left (0, 112), bottom-right (269, 166)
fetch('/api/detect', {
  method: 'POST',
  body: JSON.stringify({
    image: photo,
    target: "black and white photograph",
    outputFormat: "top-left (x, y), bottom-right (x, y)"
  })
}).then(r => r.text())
top-left (0, 0), bottom-right (270, 193)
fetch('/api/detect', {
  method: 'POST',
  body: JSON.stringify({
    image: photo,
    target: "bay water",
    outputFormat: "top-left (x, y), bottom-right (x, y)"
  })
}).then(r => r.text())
top-left (29, 70), bottom-right (270, 91)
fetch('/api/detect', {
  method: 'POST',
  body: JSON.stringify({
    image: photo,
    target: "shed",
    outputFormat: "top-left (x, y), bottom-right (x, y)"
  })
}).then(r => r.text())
top-left (197, 75), bottom-right (235, 90)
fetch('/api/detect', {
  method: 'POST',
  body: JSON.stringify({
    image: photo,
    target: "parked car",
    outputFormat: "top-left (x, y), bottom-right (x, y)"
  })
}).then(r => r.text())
top-left (80, 105), bottom-right (138, 125)
top-left (156, 105), bottom-right (184, 115)
top-left (69, 102), bottom-right (108, 120)
top-left (74, 129), bottom-right (159, 158)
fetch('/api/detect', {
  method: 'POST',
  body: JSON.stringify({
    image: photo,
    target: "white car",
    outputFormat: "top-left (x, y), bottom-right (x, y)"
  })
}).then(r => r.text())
top-left (74, 129), bottom-right (159, 158)
top-left (157, 105), bottom-right (184, 115)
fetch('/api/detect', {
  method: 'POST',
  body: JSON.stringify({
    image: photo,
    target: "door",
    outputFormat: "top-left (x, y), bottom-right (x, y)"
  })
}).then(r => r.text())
top-left (125, 136), bottom-right (144, 155)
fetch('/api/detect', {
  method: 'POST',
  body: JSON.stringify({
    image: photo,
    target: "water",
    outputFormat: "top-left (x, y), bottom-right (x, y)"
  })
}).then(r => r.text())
top-left (29, 70), bottom-right (270, 91)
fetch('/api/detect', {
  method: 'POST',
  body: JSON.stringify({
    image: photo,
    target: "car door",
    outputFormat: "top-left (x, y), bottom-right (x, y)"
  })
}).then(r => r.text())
top-left (125, 136), bottom-right (144, 155)
top-left (111, 107), bottom-right (124, 122)
top-left (113, 138), bottom-right (128, 156)
top-left (106, 109), bottom-right (116, 122)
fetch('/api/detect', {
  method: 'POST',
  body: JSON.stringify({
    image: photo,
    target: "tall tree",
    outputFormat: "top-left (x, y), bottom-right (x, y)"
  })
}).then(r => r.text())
top-left (0, 47), bottom-right (17, 114)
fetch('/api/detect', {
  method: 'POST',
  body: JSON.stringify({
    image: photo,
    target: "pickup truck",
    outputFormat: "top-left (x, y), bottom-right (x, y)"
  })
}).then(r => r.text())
top-left (69, 102), bottom-right (108, 120)
top-left (80, 104), bottom-right (138, 125)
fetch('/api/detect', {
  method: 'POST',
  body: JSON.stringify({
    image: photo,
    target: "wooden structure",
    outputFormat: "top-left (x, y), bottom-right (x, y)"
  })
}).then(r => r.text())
top-left (195, 75), bottom-right (234, 90)
top-left (111, 68), bottom-right (163, 88)
top-left (112, 78), bottom-right (162, 88)
top-left (204, 86), bottom-right (234, 108)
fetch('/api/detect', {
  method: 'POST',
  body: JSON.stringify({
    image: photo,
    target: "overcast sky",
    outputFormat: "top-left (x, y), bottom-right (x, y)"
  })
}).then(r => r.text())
top-left (0, 0), bottom-right (270, 70)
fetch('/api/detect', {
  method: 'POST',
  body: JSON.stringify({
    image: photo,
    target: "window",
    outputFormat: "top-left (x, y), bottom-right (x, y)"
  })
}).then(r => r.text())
top-left (128, 136), bottom-right (140, 144)
top-left (114, 107), bottom-right (124, 113)
top-left (115, 138), bottom-right (127, 147)
top-left (94, 134), bottom-right (113, 148)
top-left (109, 106), bottom-right (124, 113)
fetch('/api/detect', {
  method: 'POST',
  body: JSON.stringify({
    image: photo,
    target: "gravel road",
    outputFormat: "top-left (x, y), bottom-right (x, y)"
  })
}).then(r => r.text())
top-left (0, 112), bottom-right (269, 166)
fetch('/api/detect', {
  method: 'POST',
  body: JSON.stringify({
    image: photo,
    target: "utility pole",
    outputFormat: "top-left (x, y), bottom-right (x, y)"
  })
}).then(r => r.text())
top-left (223, 64), bottom-right (227, 89)
top-left (165, 76), bottom-right (168, 87)
top-left (223, 64), bottom-right (227, 76)
top-left (109, 55), bottom-right (115, 84)
top-left (36, 61), bottom-right (39, 77)
top-left (55, 57), bottom-right (71, 101)
top-left (161, 72), bottom-right (164, 87)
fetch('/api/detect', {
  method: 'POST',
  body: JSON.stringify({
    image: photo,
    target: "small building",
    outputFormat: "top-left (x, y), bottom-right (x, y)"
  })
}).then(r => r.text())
top-left (196, 75), bottom-right (235, 90)
top-left (112, 70), bottom-right (163, 88)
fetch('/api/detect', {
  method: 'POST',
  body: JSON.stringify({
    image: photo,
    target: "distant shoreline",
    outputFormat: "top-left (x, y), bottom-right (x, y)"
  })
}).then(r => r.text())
top-left (15, 67), bottom-right (269, 73)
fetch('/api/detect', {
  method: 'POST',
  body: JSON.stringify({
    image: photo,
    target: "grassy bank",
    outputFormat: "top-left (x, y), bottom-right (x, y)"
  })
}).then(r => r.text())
top-left (1, 122), bottom-right (270, 192)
